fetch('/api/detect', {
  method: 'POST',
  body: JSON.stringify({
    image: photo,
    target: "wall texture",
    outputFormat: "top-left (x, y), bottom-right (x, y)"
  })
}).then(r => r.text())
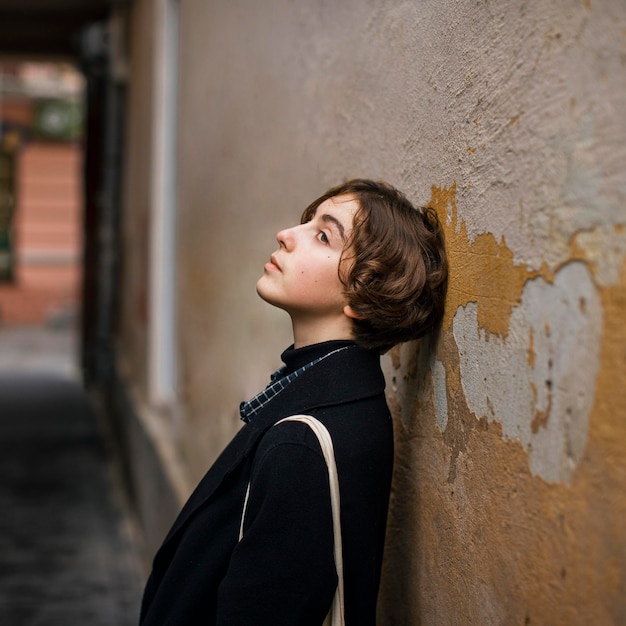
top-left (118, 0), bottom-right (155, 393)
top-left (118, 0), bottom-right (626, 622)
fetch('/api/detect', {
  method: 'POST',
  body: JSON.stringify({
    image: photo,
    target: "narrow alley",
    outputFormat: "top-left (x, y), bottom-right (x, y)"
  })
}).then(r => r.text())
top-left (0, 326), bottom-right (144, 625)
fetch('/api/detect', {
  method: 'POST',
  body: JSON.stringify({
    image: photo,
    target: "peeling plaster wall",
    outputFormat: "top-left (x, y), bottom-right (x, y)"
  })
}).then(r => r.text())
top-left (118, 0), bottom-right (626, 622)
top-left (453, 261), bottom-right (602, 483)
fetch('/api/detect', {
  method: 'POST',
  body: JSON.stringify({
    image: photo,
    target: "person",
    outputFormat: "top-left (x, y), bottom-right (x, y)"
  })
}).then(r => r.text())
top-left (139, 179), bottom-right (448, 626)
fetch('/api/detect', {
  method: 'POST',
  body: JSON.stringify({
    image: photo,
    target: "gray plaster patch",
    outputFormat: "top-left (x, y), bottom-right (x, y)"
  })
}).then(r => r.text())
top-left (452, 262), bottom-right (602, 483)
top-left (431, 358), bottom-right (449, 431)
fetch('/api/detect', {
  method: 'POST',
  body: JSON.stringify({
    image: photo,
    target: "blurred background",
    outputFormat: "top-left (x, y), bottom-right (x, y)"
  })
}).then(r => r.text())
top-left (0, 3), bottom-right (142, 625)
top-left (0, 61), bottom-right (82, 375)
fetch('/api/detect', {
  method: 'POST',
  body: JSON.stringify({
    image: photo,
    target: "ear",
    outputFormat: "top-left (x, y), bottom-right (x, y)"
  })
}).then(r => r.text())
top-left (343, 304), bottom-right (365, 320)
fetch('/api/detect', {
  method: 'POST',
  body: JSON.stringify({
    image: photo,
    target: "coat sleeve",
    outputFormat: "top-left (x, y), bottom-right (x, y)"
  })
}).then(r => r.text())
top-left (215, 422), bottom-right (337, 626)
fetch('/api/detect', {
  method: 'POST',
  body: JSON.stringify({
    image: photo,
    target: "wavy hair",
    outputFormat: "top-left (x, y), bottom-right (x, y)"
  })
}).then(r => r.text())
top-left (301, 179), bottom-right (448, 353)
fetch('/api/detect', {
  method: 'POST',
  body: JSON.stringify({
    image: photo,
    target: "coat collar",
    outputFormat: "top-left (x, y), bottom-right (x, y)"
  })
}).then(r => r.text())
top-left (159, 345), bottom-right (385, 547)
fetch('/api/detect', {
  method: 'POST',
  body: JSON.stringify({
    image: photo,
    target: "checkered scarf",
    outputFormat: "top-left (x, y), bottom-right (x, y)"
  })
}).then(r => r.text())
top-left (239, 346), bottom-right (350, 423)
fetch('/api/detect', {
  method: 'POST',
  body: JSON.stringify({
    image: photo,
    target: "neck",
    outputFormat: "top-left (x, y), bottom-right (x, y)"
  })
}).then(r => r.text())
top-left (290, 313), bottom-right (355, 349)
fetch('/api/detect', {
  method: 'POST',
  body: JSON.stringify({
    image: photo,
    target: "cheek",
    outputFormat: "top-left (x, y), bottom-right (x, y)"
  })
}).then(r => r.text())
top-left (299, 260), bottom-right (336, 283)
top-left (297, 265), bottom-right (343, 299)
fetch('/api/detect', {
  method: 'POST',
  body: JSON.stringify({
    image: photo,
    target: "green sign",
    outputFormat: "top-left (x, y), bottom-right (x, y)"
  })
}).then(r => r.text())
top-left (33, 99), bottom-right (83, 141)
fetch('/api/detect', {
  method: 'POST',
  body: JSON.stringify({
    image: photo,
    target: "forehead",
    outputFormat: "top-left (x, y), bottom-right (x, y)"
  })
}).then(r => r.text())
top-left (313, 195), bottom-right (360, 228)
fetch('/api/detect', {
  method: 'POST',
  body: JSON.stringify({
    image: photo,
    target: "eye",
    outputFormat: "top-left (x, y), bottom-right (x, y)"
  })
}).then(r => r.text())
top-left (317, 231), bottom-right (330, 244)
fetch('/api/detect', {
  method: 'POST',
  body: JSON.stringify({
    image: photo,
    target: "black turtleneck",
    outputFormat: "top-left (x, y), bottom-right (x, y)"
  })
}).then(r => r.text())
top-left (279, 339), bottom-right (357, 377)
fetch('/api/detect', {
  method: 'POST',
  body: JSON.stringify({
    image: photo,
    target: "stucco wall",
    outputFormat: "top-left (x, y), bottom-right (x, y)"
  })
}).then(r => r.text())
top-left (118, 0), bottom-right (155, 392)
top-left (119, 0), bottom-right (626, 622)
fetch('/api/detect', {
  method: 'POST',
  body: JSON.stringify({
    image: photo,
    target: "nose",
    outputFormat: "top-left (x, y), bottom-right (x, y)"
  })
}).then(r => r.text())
top-left (276, 224), bottom-right (298, 250)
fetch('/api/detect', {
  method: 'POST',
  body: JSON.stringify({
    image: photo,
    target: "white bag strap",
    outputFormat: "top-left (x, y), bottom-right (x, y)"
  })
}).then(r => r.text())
top-left (239, 414), bottom-right (345, 626)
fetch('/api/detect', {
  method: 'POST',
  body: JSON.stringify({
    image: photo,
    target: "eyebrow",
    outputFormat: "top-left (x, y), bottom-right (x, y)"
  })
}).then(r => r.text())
top-left (320, 213), bottom-right (346, 242)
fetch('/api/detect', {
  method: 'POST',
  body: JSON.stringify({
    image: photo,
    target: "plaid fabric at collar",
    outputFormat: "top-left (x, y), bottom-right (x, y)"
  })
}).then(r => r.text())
top-left (239, 346), bottom-right (351, 423)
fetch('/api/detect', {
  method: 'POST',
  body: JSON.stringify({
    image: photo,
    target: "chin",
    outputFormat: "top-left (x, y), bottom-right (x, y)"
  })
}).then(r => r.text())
top-left (256, 277), bottom-right (268, 298)
top-left (256, 285), bottom-right (289, 314)
top-left (256, 279), bottom-right (276, 306)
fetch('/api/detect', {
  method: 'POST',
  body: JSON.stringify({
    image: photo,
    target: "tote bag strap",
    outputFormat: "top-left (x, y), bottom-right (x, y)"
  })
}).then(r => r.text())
top-left (239, 414), bottom-right (345, 626)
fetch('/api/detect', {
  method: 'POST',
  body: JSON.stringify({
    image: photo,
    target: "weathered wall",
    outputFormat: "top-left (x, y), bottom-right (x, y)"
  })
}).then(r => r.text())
top-left (119, 0), bottom-right (626, 621)
top-left (118, 0), bottom-right (155, 393)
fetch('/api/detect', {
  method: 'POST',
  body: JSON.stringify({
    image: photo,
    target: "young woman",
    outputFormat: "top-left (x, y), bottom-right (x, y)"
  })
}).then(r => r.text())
top-left (139, 179), bottom-right (448, 626)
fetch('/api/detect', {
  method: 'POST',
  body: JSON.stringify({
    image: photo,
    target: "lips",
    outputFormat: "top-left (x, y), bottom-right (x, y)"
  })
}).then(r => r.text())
top-left (267, 253), bottom-right (281, 272)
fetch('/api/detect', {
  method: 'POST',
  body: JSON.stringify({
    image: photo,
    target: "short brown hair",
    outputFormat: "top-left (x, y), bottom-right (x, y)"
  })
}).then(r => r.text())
top-left (301, 179), bottom-right (448, 353)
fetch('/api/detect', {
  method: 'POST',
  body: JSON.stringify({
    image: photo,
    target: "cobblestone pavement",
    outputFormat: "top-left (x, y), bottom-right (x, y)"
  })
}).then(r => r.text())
top-left (0, 326), bottom-right (144, 625)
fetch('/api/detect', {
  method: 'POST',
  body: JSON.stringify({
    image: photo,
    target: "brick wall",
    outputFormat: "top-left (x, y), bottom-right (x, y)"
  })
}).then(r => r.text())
top-left (0, 142), bottom-right (82, 326)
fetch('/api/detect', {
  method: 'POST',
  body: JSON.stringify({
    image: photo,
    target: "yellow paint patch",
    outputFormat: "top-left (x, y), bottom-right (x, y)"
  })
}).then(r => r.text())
top-left (591, 255), bottom-right (626, 469)
top-left (427, 183), bottom-right (548, 336)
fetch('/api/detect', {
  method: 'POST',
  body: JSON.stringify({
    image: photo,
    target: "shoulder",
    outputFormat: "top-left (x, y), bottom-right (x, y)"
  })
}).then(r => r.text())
top-left (247, 420), bottom-right (330, 502)
top-left (255, 418), bottom-right (325, 464)
top-left (253, 401), bottom-right (393, 475)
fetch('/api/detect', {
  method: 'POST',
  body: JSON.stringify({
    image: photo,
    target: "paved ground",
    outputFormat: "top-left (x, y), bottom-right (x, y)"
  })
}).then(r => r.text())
top-left (0, 326), bottom-right (144, 625)
top-left (0, 325), bottom-right (80, 378)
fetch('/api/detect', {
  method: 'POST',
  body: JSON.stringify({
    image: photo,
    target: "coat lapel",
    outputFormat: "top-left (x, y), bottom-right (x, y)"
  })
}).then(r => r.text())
top-left (158, 346), bottom-right (385, 548)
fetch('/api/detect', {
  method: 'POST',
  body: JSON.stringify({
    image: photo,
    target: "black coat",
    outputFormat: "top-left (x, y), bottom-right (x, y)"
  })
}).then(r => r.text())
top-left (140, 343), bottom-right (393, 626)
